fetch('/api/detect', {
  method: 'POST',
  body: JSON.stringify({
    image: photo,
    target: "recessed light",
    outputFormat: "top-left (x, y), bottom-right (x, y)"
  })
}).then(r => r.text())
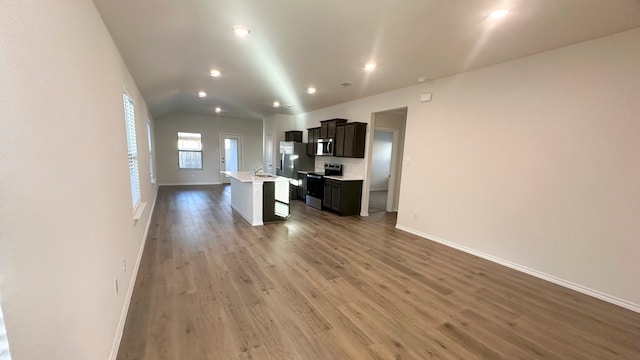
top-left (307, 87), bottom-right (316, 94)
top-left (214, 107), bottom-right (222, 113)
top-left (364, 63), bottom-right (376, 71)
top-left (210, 69), bottom-right (221, 77)
top-left (273, 101), bottom-right (280, 108)
top-left (198, 91), bottom-right (207, 98)
top-left (417, 76), bottom-right (427, 83)
top-left (489, 9), bottom-right (508, 19)
top-left (232, 25), bottom-right (251, 38)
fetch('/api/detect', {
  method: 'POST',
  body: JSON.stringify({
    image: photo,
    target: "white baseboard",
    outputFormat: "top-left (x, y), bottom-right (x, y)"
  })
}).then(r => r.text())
top-left (231, 204), bottom-right (263, 226)
top-left (395, 224), bottom-right (640, 314)
top-left (109, 187), bottom-right (159, 360)
top-left (158, 182), bottom-right (221, 186)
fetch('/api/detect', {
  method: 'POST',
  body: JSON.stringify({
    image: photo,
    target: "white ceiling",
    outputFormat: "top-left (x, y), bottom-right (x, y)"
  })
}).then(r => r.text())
top-left (93, 0), bottom-right (640, 120)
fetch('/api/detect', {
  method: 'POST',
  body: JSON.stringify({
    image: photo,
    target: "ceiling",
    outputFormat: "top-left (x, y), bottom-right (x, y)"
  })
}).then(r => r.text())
top-left (93, 0), bottom-right (640, 120)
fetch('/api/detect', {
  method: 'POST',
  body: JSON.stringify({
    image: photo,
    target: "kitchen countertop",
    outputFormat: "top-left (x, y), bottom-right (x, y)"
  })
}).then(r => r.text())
top-left (324, 175), bottom-right (364, 181)
top-left (223, 171), bottom-right (289, 183)
top-left (297, 171), bottom-right (363, 181)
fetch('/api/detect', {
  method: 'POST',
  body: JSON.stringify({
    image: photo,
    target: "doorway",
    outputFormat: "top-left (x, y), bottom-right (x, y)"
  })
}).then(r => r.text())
top-left (367, 107), bottom-right (407, 215)
top-left (369, 130), bottom-right (394, 213)
top-left (220, 133), bottom-right (243, 184)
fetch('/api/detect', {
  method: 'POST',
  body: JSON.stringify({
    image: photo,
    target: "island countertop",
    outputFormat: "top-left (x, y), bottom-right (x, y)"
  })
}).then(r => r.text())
top-left (224, 171), bottom-right (289, 183)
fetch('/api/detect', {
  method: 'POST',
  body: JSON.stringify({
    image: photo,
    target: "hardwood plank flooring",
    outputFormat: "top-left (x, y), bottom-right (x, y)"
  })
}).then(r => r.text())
top-left (117, 185), bottom-right (640, 360)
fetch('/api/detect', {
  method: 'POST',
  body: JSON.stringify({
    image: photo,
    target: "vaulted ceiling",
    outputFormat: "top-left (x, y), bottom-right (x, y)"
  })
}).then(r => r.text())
top-left (93, 0), bottom-right (640, 120)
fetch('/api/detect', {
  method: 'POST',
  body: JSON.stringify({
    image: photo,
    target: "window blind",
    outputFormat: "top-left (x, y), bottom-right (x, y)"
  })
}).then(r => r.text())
top-left (124, 94), bottom-right (141, 209)
top-left (146, 121), bottom-right (156, 184)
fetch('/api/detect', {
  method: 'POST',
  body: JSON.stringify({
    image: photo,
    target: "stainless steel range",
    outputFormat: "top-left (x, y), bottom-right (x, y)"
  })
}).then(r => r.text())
top-left (305, 163), bottom-right (342, 209)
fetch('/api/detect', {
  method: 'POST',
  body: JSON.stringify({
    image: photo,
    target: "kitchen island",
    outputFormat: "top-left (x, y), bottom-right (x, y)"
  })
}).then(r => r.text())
top-left (224, 171), bottom-right (290, 226)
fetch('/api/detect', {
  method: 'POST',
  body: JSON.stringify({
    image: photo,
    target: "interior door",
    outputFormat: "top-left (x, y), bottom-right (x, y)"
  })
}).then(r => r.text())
top-left (220, 134), bottom-right (242, 184)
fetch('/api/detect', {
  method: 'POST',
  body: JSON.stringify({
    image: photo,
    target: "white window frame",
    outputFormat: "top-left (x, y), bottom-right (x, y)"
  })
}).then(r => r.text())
top-left (123, 93), bottom-right (142, 215)
top-left (0, 304), bottom-right (12, 359)
top-left (146, 120), bottom-right (156, 184)
top-left (177, 132), bottom-right (203, 170)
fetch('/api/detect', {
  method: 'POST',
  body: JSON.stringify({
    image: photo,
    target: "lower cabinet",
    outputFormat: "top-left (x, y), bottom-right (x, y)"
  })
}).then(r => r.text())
top-left (297, 173), bottom-right (307, 200)
top-left (263, 181), bottom-right (289, 222)
top-left (322, 179), bottom-right (363, 215)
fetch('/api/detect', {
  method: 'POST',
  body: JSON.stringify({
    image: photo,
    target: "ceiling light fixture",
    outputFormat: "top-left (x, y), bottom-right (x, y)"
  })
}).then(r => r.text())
top-left (210, 69), bottom-right (221, 77)
top-left (364, 63), bottom-right (376, 71)
top-left (307, 87), bottom-right (316, 94)
top-left (232, 25), bottom-right (251, 38)
top-left (488, 9), bottom-right (509, 19)
top-left (273, 101), bottom-right (280, 108)
top-left (214, 107), bottom-right (221, 113)
top-left (198, 91), bottom-right (207, 98)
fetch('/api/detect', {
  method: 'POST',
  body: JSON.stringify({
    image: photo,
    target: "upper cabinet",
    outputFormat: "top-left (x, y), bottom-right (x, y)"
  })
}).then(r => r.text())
top-left (284, 130), bottom-right (303, 142)
top-left (319, 118), bottom-right (347, 139)
top-left (335, 122), bottom-right (367, 158)
top-left (306, 127), bottom-right (320, 156)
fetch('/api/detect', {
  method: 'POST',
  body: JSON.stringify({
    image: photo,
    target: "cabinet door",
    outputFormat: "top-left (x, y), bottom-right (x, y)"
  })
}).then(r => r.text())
top-left (343, 123), bottom-right (356, 157)
top-left (307, 128), bottom-right (320, 155)
top-left (320, 122), bottom-right (329, 138)
top-left (335, 125), bottom-right (345, 157)
top-left (331, 181), bottom-right (341, 212)
top-left (323, 179), bottom-right (332, 208)
top-left (352, 123), bottom-right (367, 158)
top-left (327, 121), bottom-right (336, 138)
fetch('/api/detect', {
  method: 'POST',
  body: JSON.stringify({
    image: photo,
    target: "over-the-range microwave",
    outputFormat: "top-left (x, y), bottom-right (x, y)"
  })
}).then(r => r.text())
top-left (316, 138), bottom-right (334, 156)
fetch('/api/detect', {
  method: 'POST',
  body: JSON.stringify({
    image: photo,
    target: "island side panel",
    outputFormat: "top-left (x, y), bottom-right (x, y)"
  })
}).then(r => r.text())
top-left (230, 177), bottom-right (264, 226)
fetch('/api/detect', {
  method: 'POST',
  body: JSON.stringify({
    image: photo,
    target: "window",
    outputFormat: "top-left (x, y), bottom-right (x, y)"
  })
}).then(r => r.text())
top-left (178, 132), bottom-right (203, 169)
top-left (123, 93), bottom-right (141, 209)
top-left (0, 305), bottom-right (11, 359)
top-left (146, 120), bottom-right (156, 184)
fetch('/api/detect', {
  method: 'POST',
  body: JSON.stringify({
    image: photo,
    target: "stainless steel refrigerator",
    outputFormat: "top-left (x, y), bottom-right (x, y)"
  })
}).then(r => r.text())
top-left (276, 141), bottom-right (314, 179)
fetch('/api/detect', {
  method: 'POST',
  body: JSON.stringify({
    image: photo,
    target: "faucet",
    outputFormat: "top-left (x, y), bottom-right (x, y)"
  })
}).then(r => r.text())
top-left (253, 167), bottom-right (263, 175)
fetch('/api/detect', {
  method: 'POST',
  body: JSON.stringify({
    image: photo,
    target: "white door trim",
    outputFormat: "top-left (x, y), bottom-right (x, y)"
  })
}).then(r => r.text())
top-left (219, 133), bottom-right (244, 183)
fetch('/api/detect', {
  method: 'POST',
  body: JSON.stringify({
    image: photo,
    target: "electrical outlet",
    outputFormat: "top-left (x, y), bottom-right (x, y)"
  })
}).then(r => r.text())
top-left (123, 258), bottom-right (127, 272)
top-left (114, 278), bottom-right (119, 295)
top-left (413, 211), bottom-right (418, 220)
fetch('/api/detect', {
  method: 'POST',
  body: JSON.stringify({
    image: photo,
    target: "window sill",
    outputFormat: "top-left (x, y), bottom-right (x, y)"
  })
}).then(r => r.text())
top-left (133, 202), bottom-right (147, 222)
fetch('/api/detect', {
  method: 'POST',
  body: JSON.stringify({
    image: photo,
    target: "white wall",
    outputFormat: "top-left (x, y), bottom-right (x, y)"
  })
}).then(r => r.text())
top-left (295, 28), bottom-right (640, 310)
top-left (155, 112), bottom-right (263, 185)
top-left (370, 131), bottom-right (393, 191)
top-left (0, 1), bottom-right (157, 359)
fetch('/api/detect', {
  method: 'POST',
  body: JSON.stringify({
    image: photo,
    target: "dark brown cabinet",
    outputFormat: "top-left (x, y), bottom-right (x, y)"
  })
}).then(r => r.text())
top-left (334, 122), bottom-right (367, 158)
top-left (296, 172), bottom-right (307, 200)
top-left (284, 130), bottom-right (302, 142)
top-left (306, 127), bottom-right (320, 155)
top-left (319, 118), bottom-right (347, 138)
top-left (322, 178), bottom-right (363, 215)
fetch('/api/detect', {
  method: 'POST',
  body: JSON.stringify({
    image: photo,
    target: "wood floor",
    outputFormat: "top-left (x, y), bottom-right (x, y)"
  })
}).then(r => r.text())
top-left (117, 185), bottom-right (640, 360)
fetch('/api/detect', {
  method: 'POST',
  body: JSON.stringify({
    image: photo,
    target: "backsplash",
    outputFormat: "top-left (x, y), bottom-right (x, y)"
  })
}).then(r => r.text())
top-left (315, 157), bottom-right (365, 177)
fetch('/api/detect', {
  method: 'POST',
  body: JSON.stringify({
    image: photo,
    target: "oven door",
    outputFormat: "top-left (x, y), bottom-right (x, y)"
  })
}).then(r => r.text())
top-left (305, 174), bottom-right (324, 209)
